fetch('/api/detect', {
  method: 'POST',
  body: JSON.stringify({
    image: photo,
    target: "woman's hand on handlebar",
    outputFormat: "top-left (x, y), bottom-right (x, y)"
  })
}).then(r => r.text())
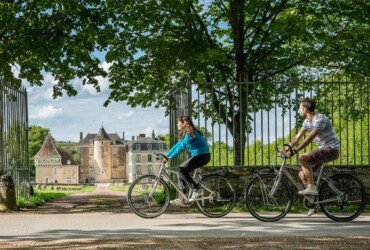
top-left (153, 153), bottom-right (169, 162)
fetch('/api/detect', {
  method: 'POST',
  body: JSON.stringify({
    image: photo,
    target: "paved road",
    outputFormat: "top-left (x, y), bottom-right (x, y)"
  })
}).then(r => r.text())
top-left (1, 212), bottom-right (370, 242)
top-left (0, 184), bottom-right (369, 243)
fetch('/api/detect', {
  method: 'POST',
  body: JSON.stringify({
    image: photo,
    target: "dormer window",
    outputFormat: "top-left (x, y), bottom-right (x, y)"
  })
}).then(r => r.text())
top-left (135, 144), bottom-right (141, 150)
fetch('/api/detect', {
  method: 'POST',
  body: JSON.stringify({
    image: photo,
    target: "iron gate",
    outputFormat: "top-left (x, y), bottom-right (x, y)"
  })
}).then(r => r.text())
top-left (0, 78), bottom-right (30, 198)
top-left (170, 78), bottom-right (370, 168)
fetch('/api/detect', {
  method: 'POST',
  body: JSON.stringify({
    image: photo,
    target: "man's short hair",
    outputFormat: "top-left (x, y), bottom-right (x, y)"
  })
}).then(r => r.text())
top-left (301, 98), bottom-right (315, 112)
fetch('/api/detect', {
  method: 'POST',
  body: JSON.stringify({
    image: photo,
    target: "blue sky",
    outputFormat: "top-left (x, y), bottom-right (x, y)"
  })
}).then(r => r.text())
top-left (24, 61), bottom-right (168, 142)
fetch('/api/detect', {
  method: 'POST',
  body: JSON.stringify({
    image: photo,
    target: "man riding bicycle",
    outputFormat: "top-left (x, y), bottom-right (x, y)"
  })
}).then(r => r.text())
top-left (286, 98), bottom-right (340, 215)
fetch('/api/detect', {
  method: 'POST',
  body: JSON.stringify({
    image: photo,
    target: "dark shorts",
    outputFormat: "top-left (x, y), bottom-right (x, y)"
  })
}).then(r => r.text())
top-left (306, 146), bottom-right (339, 168)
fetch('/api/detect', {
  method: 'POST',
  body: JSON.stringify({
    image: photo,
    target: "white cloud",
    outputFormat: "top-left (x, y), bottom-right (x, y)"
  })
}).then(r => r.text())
top-left (29, 105), bottom-right (64, 120)
top-left (118, 111), bottom-right (134, 119)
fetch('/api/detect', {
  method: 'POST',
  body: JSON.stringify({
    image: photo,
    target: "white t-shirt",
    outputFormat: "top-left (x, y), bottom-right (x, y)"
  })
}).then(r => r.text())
top-left (303, 113), bottom-right (340, 149)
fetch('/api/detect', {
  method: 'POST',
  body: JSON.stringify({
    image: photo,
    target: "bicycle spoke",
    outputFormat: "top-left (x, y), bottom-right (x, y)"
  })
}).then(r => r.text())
top-left (195, 175), bottom-right (236, 218)
top-left (127, 175), bottom-right (170, 218)
top-left (319, 174), bottom-right (366, 222)
top-left (246, 174), bottom-right (292, 222)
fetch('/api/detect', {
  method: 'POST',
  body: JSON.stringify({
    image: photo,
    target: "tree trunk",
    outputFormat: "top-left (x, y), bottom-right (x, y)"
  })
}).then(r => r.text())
top-left (0, 175), bottom-right (17, 211)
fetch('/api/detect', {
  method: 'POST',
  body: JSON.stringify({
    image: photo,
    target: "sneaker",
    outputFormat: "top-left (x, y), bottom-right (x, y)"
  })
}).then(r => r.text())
top-left (307, 209), bottom-right (316, 216)
top-left (189, 189), bottom-right (202, 202)
top-left (170, 198), bottom-right (183, 206)
top-left (298, 186), bottom-right (318, 196)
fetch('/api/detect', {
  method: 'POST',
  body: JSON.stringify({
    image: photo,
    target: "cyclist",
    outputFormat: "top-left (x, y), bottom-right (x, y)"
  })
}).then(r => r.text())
top-left (165, 115), bottom-right (211, 204)
top-left (286, 98), bottom-right (340, 215)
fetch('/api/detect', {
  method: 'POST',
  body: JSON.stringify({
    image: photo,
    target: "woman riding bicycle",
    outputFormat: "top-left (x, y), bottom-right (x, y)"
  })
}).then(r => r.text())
top-left (165, 115), bottom-right (211, 204)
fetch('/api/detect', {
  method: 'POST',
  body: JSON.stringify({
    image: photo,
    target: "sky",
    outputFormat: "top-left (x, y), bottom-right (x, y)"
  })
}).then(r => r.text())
top-left (24, 62), bottom-right (168, 142)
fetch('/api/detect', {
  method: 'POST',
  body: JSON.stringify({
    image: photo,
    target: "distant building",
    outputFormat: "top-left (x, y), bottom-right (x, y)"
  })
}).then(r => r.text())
top-left (79, 127), bottom-right (127, 183)
top-left (35, 134), bottom-right (79, 184)
top-left (126, 130), bottom-right (167, 183)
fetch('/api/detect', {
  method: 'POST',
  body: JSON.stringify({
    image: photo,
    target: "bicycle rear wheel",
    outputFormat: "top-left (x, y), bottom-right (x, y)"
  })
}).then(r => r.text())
top-left (127, 174), bottom-right (170, 218)
top-left (319, 173), bottom-right (366, 222)
top-left (195, 175), bottom-right (236, 218)
top-left (245, 174), bottom-right (293, 222)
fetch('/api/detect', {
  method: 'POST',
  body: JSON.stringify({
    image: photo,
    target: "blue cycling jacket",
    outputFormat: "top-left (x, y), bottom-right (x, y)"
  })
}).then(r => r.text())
top-left (165, 130), bottom-right (210, 160)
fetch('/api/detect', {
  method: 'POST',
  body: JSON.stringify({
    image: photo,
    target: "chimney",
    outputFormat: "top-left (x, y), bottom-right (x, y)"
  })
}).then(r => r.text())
top-left (122, 132), bottom-right (125, 140)
top-left (80, 132), bottom-right (83, 141)
top-left (152, 130), bottom-right (155, 139)
top-left (132, 136), bottom-right (135, 141)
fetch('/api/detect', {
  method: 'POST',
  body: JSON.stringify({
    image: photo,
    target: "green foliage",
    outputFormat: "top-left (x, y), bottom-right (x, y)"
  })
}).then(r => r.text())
top-left (2, 1), bottom-right (368, 166)
top-left (208, 113), bottom-right (370, 167)
top-left (28, 125), bottom-right (49, 176)
top-left (0, 0), bottom-right (109, 91)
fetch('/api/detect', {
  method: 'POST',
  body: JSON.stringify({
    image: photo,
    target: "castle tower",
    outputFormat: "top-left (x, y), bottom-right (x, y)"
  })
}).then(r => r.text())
top-left (93, 126), bottom-right (112, 182)
top-left (35, 134), bottom-right (62, 183)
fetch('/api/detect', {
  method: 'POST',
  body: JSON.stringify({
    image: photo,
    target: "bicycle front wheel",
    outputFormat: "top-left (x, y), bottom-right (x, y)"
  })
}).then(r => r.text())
top-left (195, 175), bottom-right (236, 218)
top-left (127, 175), bottom-right (170, 218)
top-left (245, 174), bottom-right (293, 222)
top-left (319, 173), bottom-right (366, 222)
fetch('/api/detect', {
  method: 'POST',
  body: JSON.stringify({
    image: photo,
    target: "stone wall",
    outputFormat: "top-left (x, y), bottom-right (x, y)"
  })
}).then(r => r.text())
top-left (202, 166), bottom-right (370, 205)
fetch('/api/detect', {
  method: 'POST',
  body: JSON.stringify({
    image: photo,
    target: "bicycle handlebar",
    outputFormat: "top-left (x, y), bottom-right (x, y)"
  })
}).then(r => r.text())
top-left (276, 144), bottom-right (294, 159)
top-left (153, 152), bottom-right (169, 161)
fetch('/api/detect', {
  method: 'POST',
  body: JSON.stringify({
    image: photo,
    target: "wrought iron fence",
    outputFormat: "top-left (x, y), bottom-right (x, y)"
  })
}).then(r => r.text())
top-left (0, 78), bottom-right (30, 198)
top-left (169, 79), bottom-right (370, 168)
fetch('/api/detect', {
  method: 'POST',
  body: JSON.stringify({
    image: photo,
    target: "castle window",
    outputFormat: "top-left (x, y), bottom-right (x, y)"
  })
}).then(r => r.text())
top-left (147, 144), bottom-right (152, 150)
top-left (135, 144), bottom-right (141, 150)
top-left (148, 165), bottom-right (153, 174)
top-left (159, 144), bottom-right (163, 150)
top-left (112, 148), bottom-right (118, 156)
top-left (67, 170), bottom-right (72, 184)
top-left (113, 158), bottom-right (118, 167)
top-left (135, 165), bottom-right (141, 174)
top-left (136, 155), bottom-right (141, 162)
top-left (148, 154), bottom-right (152, 162)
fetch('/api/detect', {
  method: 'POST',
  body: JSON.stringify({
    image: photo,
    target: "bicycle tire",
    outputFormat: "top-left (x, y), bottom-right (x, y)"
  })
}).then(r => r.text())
top-left (127, 174), bottom-right (170, 218)
top-left (319, 173), bottom-right (366, 222)
top-left (245, 173), bottom-right (293, 222)
top-left (195, 175), bottom-right (236, 218)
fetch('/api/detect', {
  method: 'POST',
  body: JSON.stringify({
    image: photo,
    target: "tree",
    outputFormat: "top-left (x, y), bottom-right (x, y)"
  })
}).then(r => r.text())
top-left (0, 0), bottom-right (111, 94)
top-left (28, 125), bottom-right (49, 176)
top-left (102, 0), bottom-right (369, 165)
top-left (2, 1), bottom-right (369, 165)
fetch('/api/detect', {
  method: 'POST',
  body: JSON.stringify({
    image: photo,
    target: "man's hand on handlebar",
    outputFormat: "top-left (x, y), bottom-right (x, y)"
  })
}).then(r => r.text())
top-left (282, 144), bottom-right (296, 159)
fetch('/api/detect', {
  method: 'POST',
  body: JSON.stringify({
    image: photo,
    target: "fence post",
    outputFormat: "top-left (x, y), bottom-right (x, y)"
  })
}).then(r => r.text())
top-left (0, 79), bottom-right (3, 175)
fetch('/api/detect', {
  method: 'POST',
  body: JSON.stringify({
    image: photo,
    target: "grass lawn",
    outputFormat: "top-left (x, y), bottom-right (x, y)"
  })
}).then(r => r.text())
top-left (17, 185), bottom-right (96, 208)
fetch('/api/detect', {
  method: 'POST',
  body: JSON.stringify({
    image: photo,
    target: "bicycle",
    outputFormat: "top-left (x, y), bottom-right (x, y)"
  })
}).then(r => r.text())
top-left (245, 144), bottom-right (366, 222)
top-left (127, 153), bottom-right (236, 218)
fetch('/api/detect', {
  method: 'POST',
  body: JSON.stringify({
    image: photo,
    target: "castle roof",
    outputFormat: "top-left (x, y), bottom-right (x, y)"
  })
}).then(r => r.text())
top-left (35, 134), bottom-right (61, 158)
top-left (59, 150), bottom-right (78, 165)
top-left (80, 133), bottom-right (126, 145)
top-left (95, 127), bottom-right (110, 140)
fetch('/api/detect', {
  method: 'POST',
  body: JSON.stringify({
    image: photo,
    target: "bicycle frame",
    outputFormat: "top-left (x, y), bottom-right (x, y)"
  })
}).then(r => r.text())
top-left (270, 154), bottom-right (345, 205)
top-left (152, 159), bottom-right (215, 203)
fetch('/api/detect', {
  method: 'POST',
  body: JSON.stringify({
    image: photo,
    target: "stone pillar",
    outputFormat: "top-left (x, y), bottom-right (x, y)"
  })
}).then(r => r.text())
top-left (0, 175), bottom-right (17, 211)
